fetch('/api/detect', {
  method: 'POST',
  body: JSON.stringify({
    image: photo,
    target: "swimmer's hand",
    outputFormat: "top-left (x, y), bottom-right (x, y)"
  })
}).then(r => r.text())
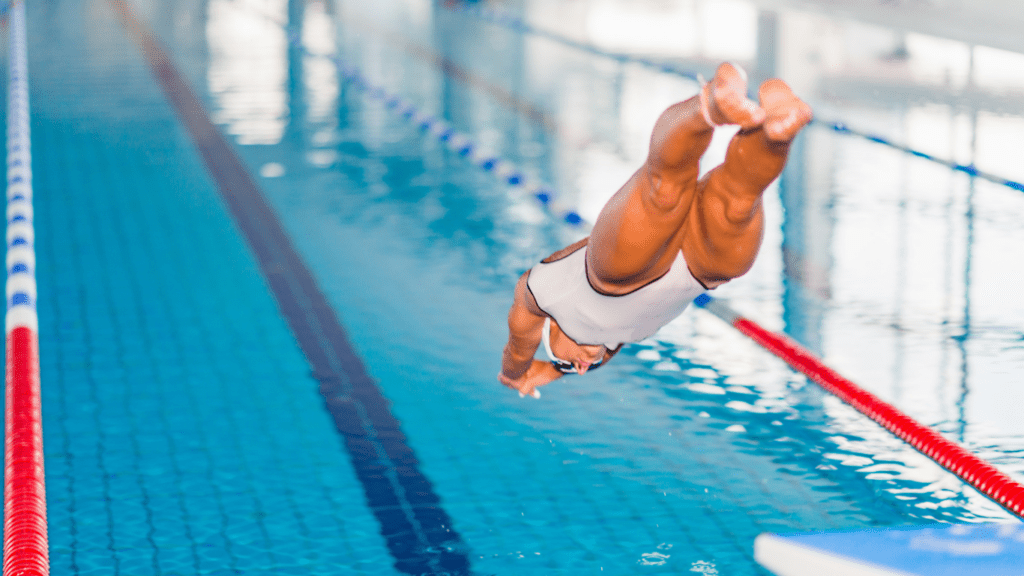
top-left (497, 360), bottom-right (564, 399)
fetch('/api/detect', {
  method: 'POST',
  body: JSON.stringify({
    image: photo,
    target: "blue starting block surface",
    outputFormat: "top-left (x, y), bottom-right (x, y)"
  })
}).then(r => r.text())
top-left (755, 523), bottom-right (1024, 576)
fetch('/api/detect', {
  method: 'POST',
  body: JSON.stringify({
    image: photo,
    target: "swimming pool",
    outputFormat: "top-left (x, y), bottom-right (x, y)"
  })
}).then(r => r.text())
top-left (14, 0), bottom-right (1024, 574)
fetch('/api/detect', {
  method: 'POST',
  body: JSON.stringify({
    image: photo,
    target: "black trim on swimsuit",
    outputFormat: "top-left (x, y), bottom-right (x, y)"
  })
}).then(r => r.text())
top-left (541, 237), bottom-right (588, 264)
top-left (524, 272), bottom-right (546, 317)
top-left (690, 267), bottom-right (711, 291)
top-left (583, 256), bottom-right (672, 297)
top-left (542, 237), bottom-right (712, 293)
top-left (531, 243), bottom-right (709, 346)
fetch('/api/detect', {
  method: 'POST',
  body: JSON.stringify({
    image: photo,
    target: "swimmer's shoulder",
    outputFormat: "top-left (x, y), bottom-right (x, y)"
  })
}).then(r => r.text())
top-left (540, 237), bottom-right (588, 264)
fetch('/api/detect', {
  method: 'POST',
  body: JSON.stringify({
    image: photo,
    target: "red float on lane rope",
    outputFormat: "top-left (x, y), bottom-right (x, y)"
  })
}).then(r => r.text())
top-left (4, 2), bottom-right (49, 574)
top-left (694, 294), bottom-right (1024, 519)
top-left (4, 328), bottom-right (47, 576)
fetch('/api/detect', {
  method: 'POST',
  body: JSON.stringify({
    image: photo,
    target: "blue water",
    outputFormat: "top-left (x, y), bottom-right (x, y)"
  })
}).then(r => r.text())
top-left (9, 0), bottom-right (1024, 574)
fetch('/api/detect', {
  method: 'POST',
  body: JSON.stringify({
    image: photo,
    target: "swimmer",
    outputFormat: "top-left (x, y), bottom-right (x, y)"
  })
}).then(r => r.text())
top-left (498, 62), bottom-right (812, 398)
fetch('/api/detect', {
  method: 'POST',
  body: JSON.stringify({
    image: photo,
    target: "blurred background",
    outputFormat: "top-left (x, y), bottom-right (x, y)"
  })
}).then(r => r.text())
top-left (21, 0), bottom-right (1024, 573)
top-left (185, 0), bottom-right (1024, 452)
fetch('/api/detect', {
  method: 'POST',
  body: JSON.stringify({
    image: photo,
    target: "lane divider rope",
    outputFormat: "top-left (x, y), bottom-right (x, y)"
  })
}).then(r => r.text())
top-left (693, 293), bottom-right (1024, 520)
top-left (315, 11), bottom-right (1024, 518)
top-left (270, 18), bottom-right (587, 226)
top-left (4, 1), bottom-right (50, 574)
top-left (341, 13), bottom-right (596, 150)
top-left (430, 6), bottom-right (1024, 504)
top-left (279, 4), bottom-right (1024, 520)
top-left (446, 1), bottom-right (1024, 195)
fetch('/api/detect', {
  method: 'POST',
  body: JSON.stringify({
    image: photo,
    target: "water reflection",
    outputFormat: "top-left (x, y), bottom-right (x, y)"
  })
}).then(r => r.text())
top-left (627, 329), bottom-right (1004, 523)
top-left (957, 173), bottom-right (976, 443)
top-left (393, 0), bottom-right (1023, 512)
top-left (206, 0), bottom-right (288, 144)
top-left (301, 0), bottom-right (340, 163)
top-left (779, 125), bottom-right (832, 356)
top-left (202, 0), bottom-right (1024, 521)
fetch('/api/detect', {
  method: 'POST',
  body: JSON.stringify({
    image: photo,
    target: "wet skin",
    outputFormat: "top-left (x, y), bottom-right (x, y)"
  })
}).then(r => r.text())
top-left (499, 62), bottom-right (813, 398)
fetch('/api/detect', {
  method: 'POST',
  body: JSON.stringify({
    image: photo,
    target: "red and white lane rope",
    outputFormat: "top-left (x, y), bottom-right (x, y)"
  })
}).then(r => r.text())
top-left (253, 0), bottom-right (1024, 521)
top-left (4, 1), bottom-right (49, 574)
top-left (693, 293), bottom-right (1024, 519)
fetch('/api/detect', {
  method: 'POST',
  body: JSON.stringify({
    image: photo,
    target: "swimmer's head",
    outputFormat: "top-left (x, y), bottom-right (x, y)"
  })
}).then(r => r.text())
top-left (543, 318), bottom-right (607, 374)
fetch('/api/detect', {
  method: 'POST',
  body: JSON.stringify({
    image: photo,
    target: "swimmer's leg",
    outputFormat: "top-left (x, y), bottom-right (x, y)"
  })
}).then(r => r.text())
top-left (588, 62), bottom-right (764, 290)
top-left (684, 78), bottom-right (813, 286)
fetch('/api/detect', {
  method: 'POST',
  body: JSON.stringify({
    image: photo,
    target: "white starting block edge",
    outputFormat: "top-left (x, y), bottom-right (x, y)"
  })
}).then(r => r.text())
top-left (755, 533), bottom-right (915, 576)
top-left (755, 523), bottom-right (1024, 576)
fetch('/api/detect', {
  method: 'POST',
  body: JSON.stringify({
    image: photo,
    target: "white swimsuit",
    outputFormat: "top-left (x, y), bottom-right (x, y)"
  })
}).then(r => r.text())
top-left (526, 244), bottom-right (707, 347)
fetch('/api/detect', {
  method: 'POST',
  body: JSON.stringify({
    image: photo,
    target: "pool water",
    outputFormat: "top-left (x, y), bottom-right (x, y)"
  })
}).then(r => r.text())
top-left (11, 0), bottom-right (1024, 574)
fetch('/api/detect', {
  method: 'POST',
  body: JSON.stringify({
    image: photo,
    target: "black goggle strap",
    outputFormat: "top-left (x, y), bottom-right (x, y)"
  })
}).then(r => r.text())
top-left (543, 317), bottom-right (605, 374)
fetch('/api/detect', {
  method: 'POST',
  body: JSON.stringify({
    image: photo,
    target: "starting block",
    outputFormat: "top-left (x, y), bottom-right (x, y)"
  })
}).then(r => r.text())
top-left (755, 523), bottom-right (1024, 576)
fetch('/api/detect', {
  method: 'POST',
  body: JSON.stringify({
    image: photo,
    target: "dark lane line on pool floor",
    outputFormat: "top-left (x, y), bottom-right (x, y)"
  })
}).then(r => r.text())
top-left (108, 1), bottom-right (472, 574)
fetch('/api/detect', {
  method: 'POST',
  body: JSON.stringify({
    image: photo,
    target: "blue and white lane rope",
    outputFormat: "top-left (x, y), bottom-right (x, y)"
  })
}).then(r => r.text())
top-left (278, 26), bottom-right (586, 226)
top-left (241, 5), bottom-right (589, 222)
top-left (6, 0), bottom-right (37, 335)
top-left (826, 121), bottom-right (1024, 192)
top-left (4, 3), bottom-right (50, 575)
top-left (447, 2), bottom-right (1024, 195)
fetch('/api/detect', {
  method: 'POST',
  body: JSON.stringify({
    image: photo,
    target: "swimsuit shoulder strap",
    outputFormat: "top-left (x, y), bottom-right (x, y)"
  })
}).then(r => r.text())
top-left (542, 317), bottom-right (558, 362)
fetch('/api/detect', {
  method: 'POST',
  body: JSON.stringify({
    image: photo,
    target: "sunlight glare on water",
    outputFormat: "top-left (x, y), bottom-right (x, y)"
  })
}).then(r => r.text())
top-left (326, 0), bottom-right (1024, 525)
top-left (206, 0), bottom-right (289, 144)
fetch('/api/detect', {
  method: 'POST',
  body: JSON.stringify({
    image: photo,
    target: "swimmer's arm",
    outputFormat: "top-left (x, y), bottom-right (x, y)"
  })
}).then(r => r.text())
top-left (500, 272), bottom-right (548, 381)
top-left (499, 273), bottom-right (569, 397)
top-left (499, 360), bottom-right (564, 398)
top-left (504, 343), bottom-right (621, 396)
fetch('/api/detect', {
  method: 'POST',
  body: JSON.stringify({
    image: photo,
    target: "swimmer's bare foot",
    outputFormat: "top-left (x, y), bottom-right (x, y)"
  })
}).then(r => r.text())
top-left (700, 62), bottom-right (766, 130)
top-left (758, 78), bottom-right (813, 142)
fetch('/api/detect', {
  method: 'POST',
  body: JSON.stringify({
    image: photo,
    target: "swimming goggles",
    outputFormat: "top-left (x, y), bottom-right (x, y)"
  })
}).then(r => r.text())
top-left (542, 317), bottom-right (604, 375)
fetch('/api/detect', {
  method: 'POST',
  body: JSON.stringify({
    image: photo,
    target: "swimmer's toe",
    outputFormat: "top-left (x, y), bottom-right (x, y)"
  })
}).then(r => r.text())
top-left (759, 79), bottom-right (813, 141)
top-left (704, 62), bottom-right (765, 129)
